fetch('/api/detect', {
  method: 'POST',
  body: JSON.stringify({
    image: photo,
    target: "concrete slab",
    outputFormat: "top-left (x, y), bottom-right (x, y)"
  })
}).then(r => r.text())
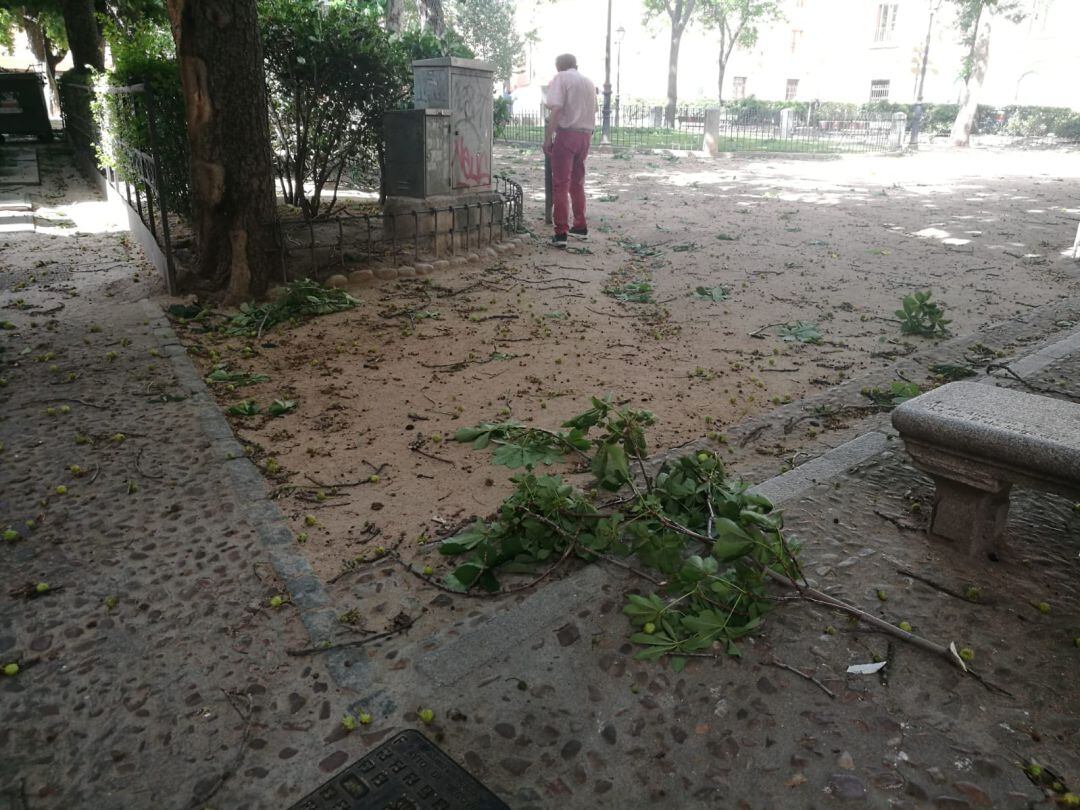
top-left (0, 212), bottom-right (33, 232)
top-left (0, 191), bottom-right (30, 211)
top-left (414, 565), bottom-right (612, 687)
top-left (749, 430), bottom-right (890, 506)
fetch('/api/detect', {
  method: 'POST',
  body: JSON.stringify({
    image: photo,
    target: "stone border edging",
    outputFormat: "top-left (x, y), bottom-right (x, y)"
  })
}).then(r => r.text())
top-left (139, 299), bottom-right (366, 690)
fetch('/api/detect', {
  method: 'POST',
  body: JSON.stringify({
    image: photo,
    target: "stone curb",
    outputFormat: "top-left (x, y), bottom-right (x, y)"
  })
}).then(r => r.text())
top-left (138, 299), bottom-right (365, 690)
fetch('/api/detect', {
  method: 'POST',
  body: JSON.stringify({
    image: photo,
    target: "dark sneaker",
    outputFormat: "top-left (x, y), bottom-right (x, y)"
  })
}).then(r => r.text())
top-left (552, 233), bottom-right (567, 248)
top-left (569, 226), bottom-right (589, 240)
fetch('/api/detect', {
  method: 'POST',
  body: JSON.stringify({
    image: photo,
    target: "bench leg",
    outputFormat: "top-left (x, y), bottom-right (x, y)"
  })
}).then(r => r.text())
top-left (929, 477), bottom-right (1011, 559)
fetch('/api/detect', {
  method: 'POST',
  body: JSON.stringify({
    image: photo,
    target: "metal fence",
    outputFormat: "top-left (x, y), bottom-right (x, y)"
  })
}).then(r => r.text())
top-left (499, 103), bottom-right (900, 154)
top-left (59, 80), bottom-right (178, 292)
top-left (59, 81), bottom-right (526, 287)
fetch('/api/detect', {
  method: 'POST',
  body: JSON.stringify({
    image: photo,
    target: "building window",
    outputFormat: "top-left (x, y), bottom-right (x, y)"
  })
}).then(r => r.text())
top-left (785, 79), bottom-right (799, 101)
top-left (790, 29), bottom-right (803, 53)
top-left (874, 3), bottom-right (898, 43)
top-left (870, 79), bottom-right (891, 100)
top-left (733, 76), bottom-right (747, 100)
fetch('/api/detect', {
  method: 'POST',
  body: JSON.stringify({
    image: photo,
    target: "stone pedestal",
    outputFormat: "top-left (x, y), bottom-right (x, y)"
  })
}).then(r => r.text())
top-left (929, 476), bottom-right (1011, 559)
top-left (891, 112), bottom-right (907, 150)
top-left (780, 108), bottom-right (795, 140)
top-left (702, 108), bottom-right (721, 156)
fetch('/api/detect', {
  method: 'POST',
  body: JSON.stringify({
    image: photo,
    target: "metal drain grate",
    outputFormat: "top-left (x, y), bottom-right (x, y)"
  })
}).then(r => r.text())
top-left (288, 729), bottom-right (509, 810)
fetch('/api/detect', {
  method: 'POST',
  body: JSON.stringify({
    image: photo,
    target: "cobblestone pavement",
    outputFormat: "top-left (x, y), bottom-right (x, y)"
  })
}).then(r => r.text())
top-left (0, 147), bottom-right (371, 809)
top-left (3, 145), bottom-right (1079, 809)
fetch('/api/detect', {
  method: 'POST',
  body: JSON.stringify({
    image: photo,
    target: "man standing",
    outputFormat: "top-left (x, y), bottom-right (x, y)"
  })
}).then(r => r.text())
top-left (543, 54), bottom-right (596, 248)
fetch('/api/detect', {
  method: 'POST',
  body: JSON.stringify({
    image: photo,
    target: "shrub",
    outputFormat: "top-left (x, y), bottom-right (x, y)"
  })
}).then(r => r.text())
top-left (260, 0), bottom-right (410, 217)
top-left (91, 21), bottom-right (190, 216)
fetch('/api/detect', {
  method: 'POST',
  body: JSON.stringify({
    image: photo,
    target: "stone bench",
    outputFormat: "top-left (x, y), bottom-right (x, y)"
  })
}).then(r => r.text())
top-left (891, 382), bottom-right (1080, 558)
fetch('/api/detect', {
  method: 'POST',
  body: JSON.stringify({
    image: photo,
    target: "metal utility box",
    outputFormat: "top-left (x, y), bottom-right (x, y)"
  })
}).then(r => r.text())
top-left (384, 108), bottom-right (452, 198)
top-left (410, 57), bottom-right (494, 192)
top-left (0, 70), bottom-right (53, 141)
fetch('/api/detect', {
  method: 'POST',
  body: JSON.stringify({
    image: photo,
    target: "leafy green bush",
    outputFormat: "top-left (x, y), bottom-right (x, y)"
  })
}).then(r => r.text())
top-left (443, 396), bottom-right (801, 666)
top-left (260, 0), bottom-right (410, 217)
top-left (494, 95), bottom-right (512, 138)
top-left (897, 290), bottom-right (951, 337)
top-left (396, 28), bottom-right (474, 62)
top-left (91, 21), bottom-right (190, 215)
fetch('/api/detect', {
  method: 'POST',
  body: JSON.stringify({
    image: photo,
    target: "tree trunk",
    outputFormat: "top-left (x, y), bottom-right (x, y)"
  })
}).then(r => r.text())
top-left (950, 11), bottom-right (990, 147)
top-left (418, 0), bottom-right (445, 37)
top-left (716, 24), bottom-right (726, 104)
top-left (665, 26), bottom-right (683, 128)
top-left (167, 0), bottom-right (277, 301)
top-left (21, 13), bottom-right (62, 114)
top-left (385, 0), bottom-right (404, 32)
top-left (60, 0), bottom-right (104, 71)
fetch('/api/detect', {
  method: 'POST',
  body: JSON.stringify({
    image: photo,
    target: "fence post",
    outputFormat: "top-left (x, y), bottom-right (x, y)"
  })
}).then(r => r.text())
top-left (702, 108), bottom-right (721, 156)
top-left (891, 112), bottom-right (907, 151)
top-left (779, 108), bottom-right (795, 140)
top-left (143, 81), bottom-right (178, 294)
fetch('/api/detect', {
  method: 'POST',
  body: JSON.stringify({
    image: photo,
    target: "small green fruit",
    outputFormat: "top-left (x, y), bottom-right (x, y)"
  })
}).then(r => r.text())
top-left (368, 474), bottom-right (380, 483)
top-left (697, 452), bottom-right (709, 462)
top-left (46, 407), bottom-right (57, 416)
top-left (3, 528), bottom-right (19, 542)
top-left (1037, 601), bottom-right (1051, 614)
top-left (1060, 793), bottom-right (1079, 807)
top-left (358, 712), bottom-right (372, 725)
top-left (3, 663), bottom-right (18, 676)
top-left (55, 485), bottom-right (67, 495)
top-left (1073, 637), bottom-right (1080, 649)
top-left (35, 583), bottom-right (49, 593)
top-left (59, 404), bottom-right (70, 414)
top-left (898, 621), bottom-right (912, 633)
top-left (104, 595), bottom-right (119, 610)
top-left (341, 714), bottom-right (357, 731)
top-left (269, 595), bottom-right (284, 608)
top-left (75, 434), bottom-right (89, 445)
top-left (643, 622), bottom-right (656, 634)
top-left (304, 515), bottom-right (317, 526)
top-left (296, 532), bottom-right (308, 544)
top-left (417, 708), bottom-right (434, 724)
top-left (1027, 763), bottom-right (1043, 778)
top-left (958, 647), bottom-right (975, 661)
top-left (70, 465), bottom-right (82, 476)
top-left (422, 565), bottom-right (433, 576)
top-left (431, 434), bottom-right (442, 443)
top-left (824, 626), bottom-right (837, 635)
top-left (315, 490), bottom-right (326, 502)
top-left (111, 433), bottom-right (125, 443)
top-left (876, 589), bottom-right (887, 601)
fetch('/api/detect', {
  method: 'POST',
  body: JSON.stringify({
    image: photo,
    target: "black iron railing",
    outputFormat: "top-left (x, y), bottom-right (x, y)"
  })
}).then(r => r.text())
top-left (499, 103), bottom-right (899, 154)
top-left (59, 80), bottom-right (177, 292)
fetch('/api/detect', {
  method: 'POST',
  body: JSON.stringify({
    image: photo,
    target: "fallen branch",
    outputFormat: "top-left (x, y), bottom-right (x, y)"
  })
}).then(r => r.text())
top-left (768, 657), bottom-right (836, 699)
top-left (285, 617), bottom-right (416, 656)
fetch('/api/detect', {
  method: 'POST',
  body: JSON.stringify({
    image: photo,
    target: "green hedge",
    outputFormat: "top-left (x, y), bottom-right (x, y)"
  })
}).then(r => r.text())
top-left (720, 97), bottom-right (1080, 139)
top-left (90, 25), bottom-right (190, 216)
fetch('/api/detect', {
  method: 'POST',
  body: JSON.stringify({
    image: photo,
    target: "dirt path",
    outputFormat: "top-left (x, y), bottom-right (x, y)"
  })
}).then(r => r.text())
top-left (171, 145), bottom-right (1080, 584)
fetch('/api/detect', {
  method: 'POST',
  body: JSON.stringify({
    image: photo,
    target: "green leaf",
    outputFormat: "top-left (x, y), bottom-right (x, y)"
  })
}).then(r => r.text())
top-left (712, 537), bottom-right (755, 562)
top-left (692, 285), bottom-right (730, 302)
top-left (778, 321), bottom-right (822, 344)
top-left (670, 656), bottom-right (687, 672)
top-left (267, 399), bottom-right (297, 417)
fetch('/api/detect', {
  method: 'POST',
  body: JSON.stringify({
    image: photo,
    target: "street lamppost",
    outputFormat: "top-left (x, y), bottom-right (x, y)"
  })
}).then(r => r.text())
top-left (615, 25), bottom-right (625, 129)
top-left (601, 0), bottom-right (613, 145)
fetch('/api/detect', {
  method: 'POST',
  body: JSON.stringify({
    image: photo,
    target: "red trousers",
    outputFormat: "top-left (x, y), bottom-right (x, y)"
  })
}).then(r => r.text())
top-left (550, 129), bottom-right (591, 235)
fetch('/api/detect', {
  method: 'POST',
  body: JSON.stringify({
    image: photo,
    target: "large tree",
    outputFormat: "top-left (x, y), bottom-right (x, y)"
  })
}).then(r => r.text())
top-left (167, 0), bottom-right (277, 301)
top-left (449, 0), bottom-right (521, 83)
top-left (59, 0), bottom-right (102, 68)
top-left (643, 0), bottom-right (696, 127)
top-left (698, 0), bottom-right (780, 105)
top-left (948, 0), bottom-right (1026, 147)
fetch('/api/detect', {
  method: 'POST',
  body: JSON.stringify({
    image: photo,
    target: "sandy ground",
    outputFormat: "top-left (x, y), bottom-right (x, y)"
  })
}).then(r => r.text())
top-left (171, 144), bottom-right (1080, 584)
